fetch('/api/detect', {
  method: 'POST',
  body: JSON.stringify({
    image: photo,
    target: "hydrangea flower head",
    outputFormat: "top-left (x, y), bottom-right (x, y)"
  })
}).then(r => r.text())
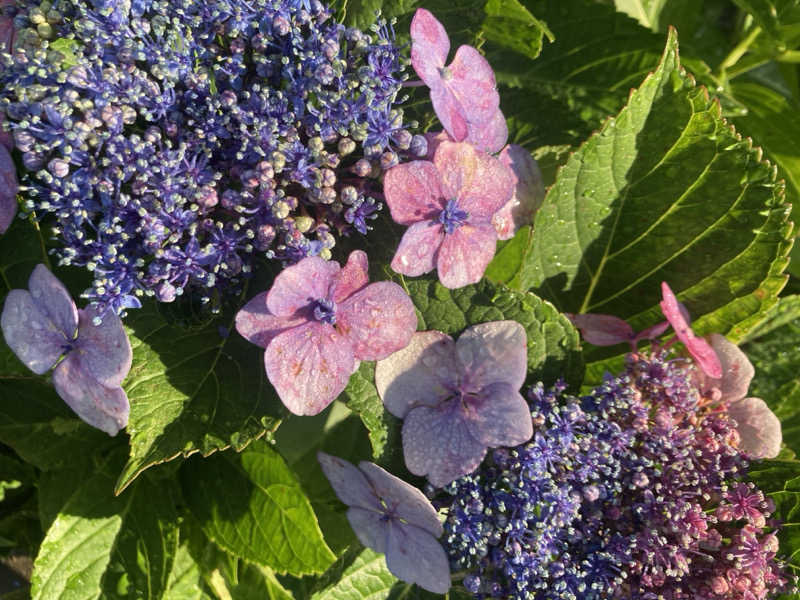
top-left (660, 281), bottom-right (722, 378)
top-left (384, 141), bottom-right (514, 288)
top-left (375, 320), bottom-right (532, 487)
top-left (410, 9), bottom-right (503, 146)
top-left (236, 250), bottom-right (417, 416)
top-left (1, 265), bottom-right (131, 435)
top-left (0, 142), bottom-right (16, 233)
top-left (317, 452), bottom-right (450, 594)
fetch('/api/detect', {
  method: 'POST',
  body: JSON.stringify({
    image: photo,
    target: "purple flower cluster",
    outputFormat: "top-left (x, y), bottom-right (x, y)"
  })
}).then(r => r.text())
top-left (0, 0), bottom-right (420, 317)
top-left (441, 353), bottom-right (793, 599)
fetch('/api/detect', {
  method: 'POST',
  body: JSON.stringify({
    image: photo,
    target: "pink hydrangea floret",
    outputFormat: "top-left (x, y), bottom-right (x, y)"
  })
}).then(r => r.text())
top-left (235, 250), bottom-right (417, 416)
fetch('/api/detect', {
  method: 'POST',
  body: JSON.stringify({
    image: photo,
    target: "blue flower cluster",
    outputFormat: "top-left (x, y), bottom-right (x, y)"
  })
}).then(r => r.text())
top-left (441, 353), bottom-right (791, 599)
top-left (1, 0), bottom-right (420, 316)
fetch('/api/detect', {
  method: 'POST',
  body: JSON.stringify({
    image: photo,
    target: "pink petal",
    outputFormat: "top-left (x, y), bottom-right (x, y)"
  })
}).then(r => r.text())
top-left (52, 354), bottom-right (130, 436)
top-left (383, 161), bottom-right (444, 226)
top-left (434, 141), bottom-right (478, 201)
top-left (437, 222), bottom-right (497, 289)
top-left (706, 333), bottom-right (754, 404)
top-left (566, 313), bottom-right (634, 346)
top-left (466, 382), bottom-right (532, 447)
top-left (386, 522), bottom-right (451, 595)
top-left (332, 250), bottom-right (370, 303)
top-left (266, 256), bottom-right (339, 317)
top-left (402, 402), bottom-right (486, 488)
top-left (729, 397), bottom-right (782, 459)
top-left (410, 8), bottom-right (450, 86)
top-left (317, 452), bottom-right (382, 512)
top-left (633, 321), bottom-right (670, 343)
top-left (390, 220), bottom-right (444, 277)
top-left (447, 45), bottom-right (500, 123)
top-left (1, 289), bottom-right (68, 374)
top-left (492, 145), bottom-right (544, 240)
top-left (359, 461), bottom-right (442, 536)
top-left (375, 330), bottom-right (456, 418)
top-left (423, 130), bottom-right (453, 160)
top-left (659, 282), bottom-right (722, 379)
top-left (28, 264), bottom-right (79, 339)
top-left (457, 149), bottom-right (515, 219)
top-left (430, 85), bottom-right (469, 142)
top-left (73, 305), bottom-right (132, 387)
top-left (0, 144), bottom-right (18, 233)
top-left (466, 108), bottom-right (508, 155)
top-left (264, 321), bottom-right (354, 415)
top-left (336, 281), bottom-right (417, 361)
top-left (347, 507), bottom-right (388, 555)
top-left (455, 320), bottom-right (527, 391)
top-left (235, 292), bottom-right (305, 349)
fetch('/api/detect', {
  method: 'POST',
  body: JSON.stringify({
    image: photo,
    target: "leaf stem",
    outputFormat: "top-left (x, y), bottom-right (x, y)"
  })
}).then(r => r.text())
top-left (718, 26), bottom-right (762, 76)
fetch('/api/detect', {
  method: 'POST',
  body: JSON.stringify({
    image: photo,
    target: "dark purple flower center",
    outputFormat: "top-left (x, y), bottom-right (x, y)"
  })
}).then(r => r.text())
top-left (313, 298), bottom-right (337, 324)
top-left (439, 199), bottom-right (469, 234)
top-left (438, 66), bottom-right (454, 82)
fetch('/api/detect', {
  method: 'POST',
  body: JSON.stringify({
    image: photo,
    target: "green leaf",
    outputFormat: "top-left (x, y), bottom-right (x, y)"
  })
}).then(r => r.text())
top-left (731, 0), bottom-right (800, 43)
top-left (0, 455), bottom-right (32, 503)
top-left (163, 543), bottom-right (214, 600)
top-left (226, 563), bottom-right (295, 600)
top-left (181, 440), bottom-right (336, 577)
top-left (745, 318), bottom-right (800, 405)
top-left (742, 294), bottom-right (800, 341)
top-left (613, 0), bottom-right (703, 34)
top-left (116, 300), bottom-right (284, 493)
top-left (310, 547), bottom-right (397, 600)
top-left (523, 29), bottom-right (791, 385)
top-left (341, 362), bottom-right (399, 460)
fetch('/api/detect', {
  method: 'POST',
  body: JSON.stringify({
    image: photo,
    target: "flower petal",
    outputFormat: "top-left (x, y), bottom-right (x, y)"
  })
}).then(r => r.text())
top-left (332, 250), bottom-right (370, 303)
top-left (466, 382), bottom-right (532, 447)
top-left (410, 8), bottom-right (449, 86)
top-left (466, 107), bottom-right (508, 155)
top-left (347, 507), bottom-right (388, 555)
top-left (430, 86), bottom-right (469, 142)
top-left (434, 141), bottom-right (477, 201)
top-left (492, 144), bottom-right (543, 239)
top-left (336, 282), bottom-right (417, 361)
top-left (456, 320), bottom-right (527, 390)
top-left (358, 461), bottom-right (443, 536)
top-left (706, 333), bottom-right (754, 404)
top-left (0, 143), bottom-right (17, 233)
top-left (423, 130), bottom-right (452, 160)
top-left (447, 44), bottom-right (500, 122)
top-left (383, 161), bottom-right (444, 226)
top-left (235, 292), bottom-right (305, 349)
top-left (27, 264), bottom-right (79, 339)
top-left (0, 0), bottom-right (13, 53)
top-left (52, 354), bottom-right (130, 436)
top-left (265, 322), bottom-right (354, 415)
top-left (729, 397), bottom-right (782, 459)
top-left (437, 222), bottom-right (497, 289)
top-left (1, 289), bottom-right (67, 374)
top-left (402, 402), bottom-right (486, 487)
top-left (566, 313), bottom-right (635, 347)
top-left (375, 330), bottom-right (456, 418)
top-left (390, 220), bottom-right (444, 277)
top-left (73, 305), bottom-right (132, 387)
top-left (386, 522), bottom-right (451, 595)
top-left (456, 148), bottom-right (515, 219)
top-left (266, 256), bottom-right (339, 317)
top-left (317, 452), bottom-right (382, 512)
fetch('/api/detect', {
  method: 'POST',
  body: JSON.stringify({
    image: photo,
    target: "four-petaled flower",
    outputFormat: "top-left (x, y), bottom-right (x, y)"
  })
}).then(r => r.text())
top-left (1, 264), bottom-right (132, 435)
top-left (317, 452), bottom-right (451, 594)
top-left (384, 141), bottom-right (514, 288)
top-left (235, 250), bottom-right (417, 415)
top-left (375, 320), bottom-right (533, 487)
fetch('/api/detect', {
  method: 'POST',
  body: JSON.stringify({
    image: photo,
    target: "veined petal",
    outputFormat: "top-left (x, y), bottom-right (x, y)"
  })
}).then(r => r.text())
top-left (375, 330), bottom-right (456, 418)
top-left (456, 321), bottom-right (527, 391)
top-left (390, 221), bottom-right (444, 278)
top-left (410, 8), bottom-right (449, 86)
top-left (434, 141), bottom-right (478, 201)
top-left (447, 45), bottom-right (500, 122)
top-left (706, 333), bottom-right (754, 404)
top-left (466, 382), bottom-right (532, 448)
top-left (347, 507), bottom-right (389, 555)
top-left (317, 452), bottom-right (382, 512)
top-left (235, 292), bottom-right (306, 349)
top-left (332, 250), bottom-right (370, 303)
top-left (73, 305), bottom-right (132, 387)
top-left (1, 289), bottom-right (68, 374)
top-left (386, 522), bottom-right (451, 595)
top-left (28, 264), bottom-right (78, 339)
top-left (429, 85), bottom-right (469, 142)
top-left (729, 397), bottom-right (782, 459)
top-left (336, 282), bottom-right (417, 361)
top-left (456, 149), bottom-right (515, 219)
top-left (466, 107), bottom-right (508, 155)
top-left (264, 322), bottom-right (354, 415)
top-left (437, 222), bottom-right (497, 289)
top-left (266, 256), bottom-right (339, 317)
top-left (383, 161), bottom-right (444, 226)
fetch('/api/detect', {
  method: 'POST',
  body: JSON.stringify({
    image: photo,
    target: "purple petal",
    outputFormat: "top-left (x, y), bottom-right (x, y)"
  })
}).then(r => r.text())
top-left (423, 130), bottom-right (452, 160)
top-left (566, 313), bottom-right (635, 347)
top-left (376, 330), bottom-right (455, 418)
top-left (410, 8), bottom-right (449, 86)
top-left (455, 320), bottom-right (527, 391)
top-left (466, 108), bottom-right (508, 155)
top-left (73, 305), bottom-right (132, 387)
top-left (437, 222), bottom-right (497, 289)
top-left (28, 264), bottom-right (79, 339)
top-left (402, 402), bottom-right (486, 487)
top-left (1, 289), bottom-right (68, 374)
top-left (0, 0), bottom-right (13, 53)
top-left (264, 322), bottom-right (354, 415)
top-left (633, 321), bottom-right (670, 343)
top-left (0, 144), bottom-right (17, 233)
top-left (430, 85), bottom-right (469, 142)
top-left (383, 161), bottom-right (444, 226)
top-left (235, 292), bottom-right (305, 349)
top-left (390, 221), bottom-right (444, 277)
top-left (705, 333), bottom-right (754, 404)
top-left (492, 145), bottom-right (543, 239)
top-left (386, 522), bottom-right (451, 595)
top-left (266, 256), bottom-right (339, 317)
top-left (332, 250), bottom-right (370, 304)
top-left (456, 148), bottom-right (515, 219)
top-left (358, 461), bottom-right (443, 536)
top-left (52, 354), bottom-right (130, 436)
top-left (729, 397), bottom-right (782, 459)
top-left (447, 45), bottom-right (500, 123)
top-left (347, 507), bottom-right (388, 555)
top-left (0, 114), bottom-right (13, 153)
top-left (466, 382), bottom-right (532, 447)
top-left (336, 282), bottom-right (417, 361)
top-left (317, 452), bottom-right (382, 511)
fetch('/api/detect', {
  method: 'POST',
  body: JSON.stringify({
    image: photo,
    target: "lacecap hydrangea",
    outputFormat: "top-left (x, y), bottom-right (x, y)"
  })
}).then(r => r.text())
top-left (0, 0), bottom-right (421, 317)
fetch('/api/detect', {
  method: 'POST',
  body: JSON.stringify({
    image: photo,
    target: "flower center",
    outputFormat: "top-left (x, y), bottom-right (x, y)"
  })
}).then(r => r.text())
top-left (312, 298), bottom-right (337, 324)
top-left (438, 66), bottom-right (454, 81)
top-left (438, 199), bottom-right (469, 234)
